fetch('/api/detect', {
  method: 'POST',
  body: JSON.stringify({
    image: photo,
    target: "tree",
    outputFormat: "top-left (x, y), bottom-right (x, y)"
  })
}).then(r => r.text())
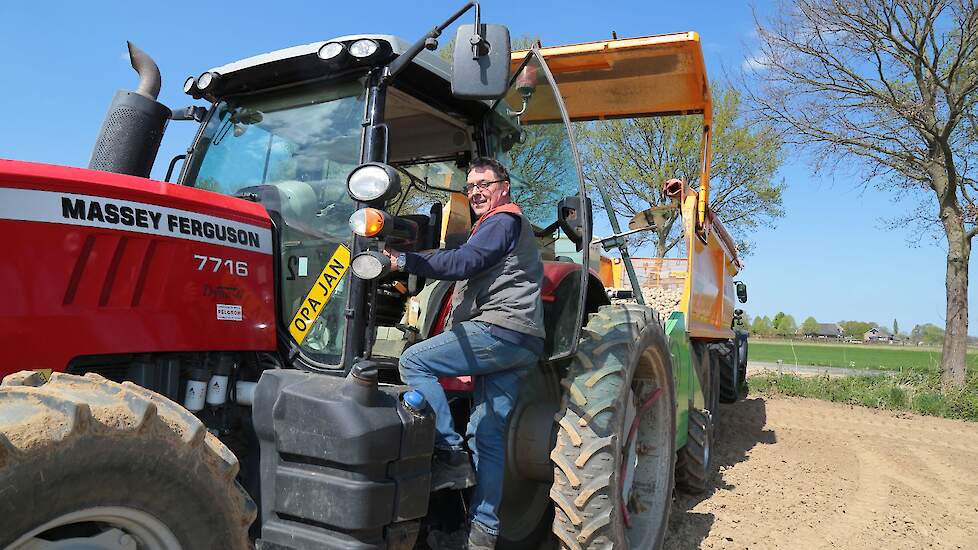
top-left (773, 312), bottom-right (798, 337)
top-left (911, 323), bottom-right (946, 345)
top-left (748, 0), bottom-right (978, 389)
top-left (802, 316), bottom-right (820, 335)
top-left (893, 318), bottom-right (900, 337)
top-left (751, 315), bottom-right (774, 336)
top-left (839, 320), bottom-right (878, 339)
top-left (580, 87), bottom-right (785, 257)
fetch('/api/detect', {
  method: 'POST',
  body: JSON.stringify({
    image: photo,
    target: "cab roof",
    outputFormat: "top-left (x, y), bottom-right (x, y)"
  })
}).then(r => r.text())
top-left (208, 34), bottom-right (451, 82)
top-left (512, 32), bottom-right (711, 122)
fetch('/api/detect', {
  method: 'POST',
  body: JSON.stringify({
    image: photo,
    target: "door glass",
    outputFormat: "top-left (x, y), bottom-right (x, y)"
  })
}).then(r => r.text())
top-left (489, 51), bottom-right (589, 359)
top-left (183, 78), bottom-right (367, 367)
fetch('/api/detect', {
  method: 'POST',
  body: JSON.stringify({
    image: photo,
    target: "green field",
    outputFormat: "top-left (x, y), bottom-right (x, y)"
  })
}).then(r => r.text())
top-left (748, 340), bottom-right (978, 372)
top-left (749, 370), bottom-right (978, 421)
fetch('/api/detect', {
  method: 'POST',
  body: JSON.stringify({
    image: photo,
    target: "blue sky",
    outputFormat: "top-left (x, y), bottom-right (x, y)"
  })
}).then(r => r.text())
top-left (0, 0), bottom-right (966, 333)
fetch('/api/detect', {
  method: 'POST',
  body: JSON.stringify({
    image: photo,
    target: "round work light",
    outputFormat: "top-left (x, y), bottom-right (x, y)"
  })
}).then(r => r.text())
top-left (351, 252), bottom-right (389, 280)
top-left (349, 39), bottom-right (379, 59)
top-left (318, 42), bottom-right (345, 61)
top-left (346, 163), bottom-right (401, 203)
top-left (197, 71), bottom-right (220, 91)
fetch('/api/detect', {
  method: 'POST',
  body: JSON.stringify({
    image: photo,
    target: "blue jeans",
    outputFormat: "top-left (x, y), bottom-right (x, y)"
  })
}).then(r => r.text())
top-left (399, 320), bottom-right (539, 536)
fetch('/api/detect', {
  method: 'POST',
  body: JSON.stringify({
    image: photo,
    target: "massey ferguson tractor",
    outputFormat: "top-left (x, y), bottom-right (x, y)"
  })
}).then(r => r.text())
top-left (0, 3), bottom-right (748, 549)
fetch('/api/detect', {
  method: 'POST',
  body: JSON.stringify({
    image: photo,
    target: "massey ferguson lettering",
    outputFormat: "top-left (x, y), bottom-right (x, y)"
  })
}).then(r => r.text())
top-left (61, 197), bottom-right (261, 250)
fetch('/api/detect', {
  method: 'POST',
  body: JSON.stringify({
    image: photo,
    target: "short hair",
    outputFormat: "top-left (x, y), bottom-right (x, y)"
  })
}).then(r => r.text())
top-left (467, 157), bottom-right (510, 182)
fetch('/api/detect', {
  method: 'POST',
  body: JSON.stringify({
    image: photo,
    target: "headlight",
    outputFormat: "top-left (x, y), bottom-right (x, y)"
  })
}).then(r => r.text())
top-left (349, 208), bottom-right (387, 237)
top-left (183, 76), bottom-right (197, 94)
top-left (349, 39), bottom-right (379, 58)
top-left (197, 71), bottom-right (220, 91)
top-left (351, 251), bottom-right (389, 280)
top-left (318, 42), bottom-right (345, 61)
top-left (347, 162), bottom-right (401, 202)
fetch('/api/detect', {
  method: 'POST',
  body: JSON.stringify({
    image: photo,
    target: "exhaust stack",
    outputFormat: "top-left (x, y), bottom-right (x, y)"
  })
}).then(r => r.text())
top-left (88, 42), bottom-right (171, 178)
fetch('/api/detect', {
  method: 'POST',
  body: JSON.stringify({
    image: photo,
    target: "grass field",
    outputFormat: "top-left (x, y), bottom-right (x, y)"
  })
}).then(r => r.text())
top-left (748, 339), bottom-right (978, 372)
top-left (749, 370), bottom-right (978, 421)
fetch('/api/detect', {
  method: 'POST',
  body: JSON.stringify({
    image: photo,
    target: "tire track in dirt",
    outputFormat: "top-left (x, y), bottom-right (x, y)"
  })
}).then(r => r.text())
top-left (664, 396), bottom-right (978, 550)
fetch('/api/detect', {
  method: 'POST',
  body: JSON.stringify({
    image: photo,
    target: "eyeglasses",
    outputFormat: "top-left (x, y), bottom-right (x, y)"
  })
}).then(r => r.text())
top-left (463, 178), bottom-right (507, 195)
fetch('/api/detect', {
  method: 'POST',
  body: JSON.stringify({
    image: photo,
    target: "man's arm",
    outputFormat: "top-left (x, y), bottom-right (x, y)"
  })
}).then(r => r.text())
top-left (394, 214), bottom-right (520, 281)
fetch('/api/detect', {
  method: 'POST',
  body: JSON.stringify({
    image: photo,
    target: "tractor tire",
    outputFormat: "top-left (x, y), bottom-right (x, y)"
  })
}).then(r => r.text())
top-left (701, 348), bottom-right (721, 431)
top-left (551, 304), bottom-right (676, 550)
top-left (718, 332), bottom-right (749, 404)
top-left (674, 408), bottom-right (714, 494)
top-left (0, 371), bottom-right (256, 549)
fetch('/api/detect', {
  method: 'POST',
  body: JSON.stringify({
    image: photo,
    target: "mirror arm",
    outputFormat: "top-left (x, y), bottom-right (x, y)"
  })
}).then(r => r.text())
top-left (533, 219), bottom-right (561, 237)
top-left (169, 106), bottom-right (207, 122)
top-left (591, 179), bottom-right (646, 305)
top-left (507, 97), bottom-right (530, 117)
top-left (386, 1), bottom-right (478, 81)
top-left (592, 226), bottom-right (653, 247)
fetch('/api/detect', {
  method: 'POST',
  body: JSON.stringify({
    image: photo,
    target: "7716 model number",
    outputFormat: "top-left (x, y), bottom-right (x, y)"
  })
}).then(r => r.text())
top-left (193, 254), bottom-right (249, 276)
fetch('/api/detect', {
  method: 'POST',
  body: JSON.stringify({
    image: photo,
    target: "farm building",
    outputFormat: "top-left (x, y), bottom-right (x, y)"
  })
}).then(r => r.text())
top-left (805, 323), bottom-right (843, 339)
top-left (863, 327), bottom-right (894, 342)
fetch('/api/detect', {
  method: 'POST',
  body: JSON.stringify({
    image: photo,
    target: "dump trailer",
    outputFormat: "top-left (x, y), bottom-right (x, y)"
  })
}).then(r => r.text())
top-left (0, 4), bottom-right (744, 549)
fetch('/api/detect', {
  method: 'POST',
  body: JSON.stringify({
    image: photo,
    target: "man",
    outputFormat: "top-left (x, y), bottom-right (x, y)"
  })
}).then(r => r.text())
top-left (385, 157), bottom-right (544, 550)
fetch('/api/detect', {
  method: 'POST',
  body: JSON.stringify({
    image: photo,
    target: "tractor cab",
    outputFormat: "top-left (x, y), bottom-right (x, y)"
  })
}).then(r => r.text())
top-left (175, 32), bottom-right (594, 374)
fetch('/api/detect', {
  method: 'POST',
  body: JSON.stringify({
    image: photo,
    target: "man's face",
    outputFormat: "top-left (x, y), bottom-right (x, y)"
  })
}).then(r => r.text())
top-left (466, 166), bottom-right (510, 217)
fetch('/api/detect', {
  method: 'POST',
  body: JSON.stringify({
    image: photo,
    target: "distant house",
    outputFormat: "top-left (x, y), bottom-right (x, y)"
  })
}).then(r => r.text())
top-left (804, 322), bottom-right (842, 339)
top-left (863, 327), bottom-right (893, 342)
top-left (816, 323), bottom-right (842, 339)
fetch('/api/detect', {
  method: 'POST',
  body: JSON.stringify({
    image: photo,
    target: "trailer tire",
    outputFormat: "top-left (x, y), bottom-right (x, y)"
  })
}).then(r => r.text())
top-left (551, 305), bottom-right (676, 550)
top-left (675, 408), bottom-right (714, 494)
top-left (0, 371), bottom-right (256, 549)
top-left (719, 332), bottom-right (749, 404)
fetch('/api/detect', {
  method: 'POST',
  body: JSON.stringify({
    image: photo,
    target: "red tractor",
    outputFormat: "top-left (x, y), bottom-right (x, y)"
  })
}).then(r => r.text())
top-left (0, 4), bottom-right (748, 549)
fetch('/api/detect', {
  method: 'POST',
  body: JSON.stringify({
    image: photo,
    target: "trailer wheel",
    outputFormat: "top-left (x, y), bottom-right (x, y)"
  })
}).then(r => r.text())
top-left (551, 305), bottom-right (676, 550)
top-left (719, 332), bottom-right (749, 404)
top-left (0, 371), bottom-right (256, 549)
top-left (674, 408), bottom-right (714, 494)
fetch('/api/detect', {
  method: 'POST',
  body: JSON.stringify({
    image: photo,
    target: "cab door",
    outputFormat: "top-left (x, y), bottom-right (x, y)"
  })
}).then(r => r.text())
top-left (489, 49), bottom-right (591, 360)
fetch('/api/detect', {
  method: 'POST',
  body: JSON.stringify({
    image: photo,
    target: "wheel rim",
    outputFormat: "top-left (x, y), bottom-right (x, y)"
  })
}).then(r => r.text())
top-left (501, 365), bottom-right (561, 543)
top-left (10, 506), bottom-right (181, 550)
top-left (619, 351), bottom-right (674, 550)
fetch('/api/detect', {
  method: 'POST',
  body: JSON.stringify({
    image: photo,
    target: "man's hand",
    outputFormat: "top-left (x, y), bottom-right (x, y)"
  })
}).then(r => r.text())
top-left (383, 247), bottom-right (401, 271)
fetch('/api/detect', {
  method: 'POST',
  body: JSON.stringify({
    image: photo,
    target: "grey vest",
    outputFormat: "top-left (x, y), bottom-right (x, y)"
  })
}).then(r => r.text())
top-left (448, 213), bottom-right (545, 338)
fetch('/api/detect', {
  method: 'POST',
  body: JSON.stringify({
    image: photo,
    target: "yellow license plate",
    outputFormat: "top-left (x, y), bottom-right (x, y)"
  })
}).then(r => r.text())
top-left (288, 244), bottom-right (351, 344)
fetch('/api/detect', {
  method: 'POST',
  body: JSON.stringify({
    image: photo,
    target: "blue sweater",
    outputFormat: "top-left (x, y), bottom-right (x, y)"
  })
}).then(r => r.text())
top-left (403, 214), bottom-right (544, 356)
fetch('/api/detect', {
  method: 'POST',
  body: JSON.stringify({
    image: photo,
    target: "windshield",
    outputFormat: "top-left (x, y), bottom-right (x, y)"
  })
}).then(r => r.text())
top-left (183, 78), bottom-right (366, 367)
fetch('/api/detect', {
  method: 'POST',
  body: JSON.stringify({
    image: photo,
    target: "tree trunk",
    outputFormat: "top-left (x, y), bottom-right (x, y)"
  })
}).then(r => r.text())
top-left (655, 234), bottom-right (667, 258)
top-left (940, 203), bottom-right (970, 391)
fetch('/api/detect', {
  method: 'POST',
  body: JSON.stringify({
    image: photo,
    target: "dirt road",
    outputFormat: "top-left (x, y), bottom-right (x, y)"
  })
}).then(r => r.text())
top-left (664, 396), bottom-right (978, 549)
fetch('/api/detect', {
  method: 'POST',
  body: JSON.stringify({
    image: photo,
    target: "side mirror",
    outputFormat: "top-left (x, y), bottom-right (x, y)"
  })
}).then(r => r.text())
top-left (557, 196), bottom-right (593, 251)
top-left (451, 23), bottom-right (511, 100)
top-left (735, 281), bottom-right (748, 303)
top-left (628, 205), bottom-right (677, 231)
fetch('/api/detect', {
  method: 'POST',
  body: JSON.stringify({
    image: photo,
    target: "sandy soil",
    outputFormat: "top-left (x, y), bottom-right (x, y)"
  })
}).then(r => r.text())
top-left (664, 396), bottom-right (978, 550)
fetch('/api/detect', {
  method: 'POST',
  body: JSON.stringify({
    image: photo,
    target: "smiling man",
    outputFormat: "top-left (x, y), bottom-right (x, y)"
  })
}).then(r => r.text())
top-left (384, 157), bottom-right (544, 550)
